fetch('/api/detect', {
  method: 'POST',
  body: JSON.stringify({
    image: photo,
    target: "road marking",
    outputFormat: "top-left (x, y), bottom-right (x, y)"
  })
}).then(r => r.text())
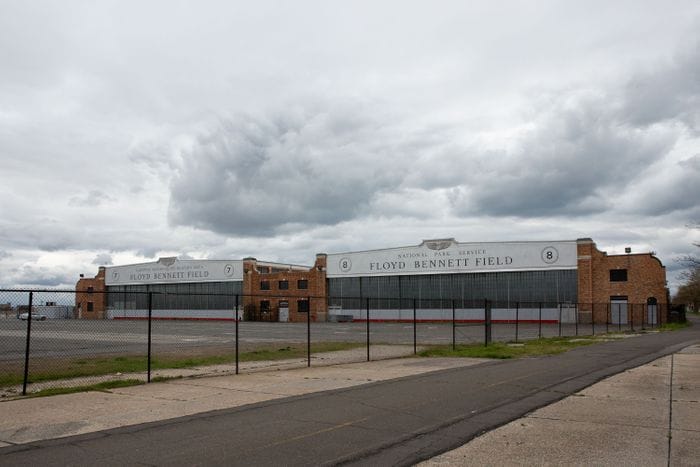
top-left (256, 416), bottom-right (371, 450)
top-left (484, 369), bottom-right (550, 389)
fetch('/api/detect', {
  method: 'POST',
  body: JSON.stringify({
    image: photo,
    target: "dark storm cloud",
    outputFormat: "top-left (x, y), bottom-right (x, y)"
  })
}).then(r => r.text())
top-left (451, 93), bottom-right (676, 217)
top-left (6, 265), bottom-right (74, 288)
top-left (166, 72), bottom-right (694, 234)
top-left (620, 41), bottom-right (700, 131)
top-left (0, 221), bottom-right (77, 252)
top-left (167, 37), bottom-right (700, 233)
top-left (625, 154), bottom-right (700, 216)
top-left (167, 104), bottom-right (409, 235)
top-left (449, 42), bottom-right (700, 220)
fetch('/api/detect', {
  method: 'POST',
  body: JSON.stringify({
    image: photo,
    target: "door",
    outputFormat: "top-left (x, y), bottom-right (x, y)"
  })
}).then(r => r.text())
top-left (610, 297), bottom-right (628, 325)
top-left (278, 301), bottom-right (289, 322)
top-left (647, 297), bottom-right (658, 325)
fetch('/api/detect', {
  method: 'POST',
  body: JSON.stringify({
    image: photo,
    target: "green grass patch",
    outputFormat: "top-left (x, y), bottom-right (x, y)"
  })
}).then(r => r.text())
top-left (1, 342), bottom-right (363, 387)
top-left (240, 342), bottom-right (361, 362)
top-left (419, 336), bottom-right (600, 359)
top-left (659, 321), bottom-right (691, 331)
top-left (25, 379), bottom-right (144, 398)
top-left (0, 356), bottom-right (151, 387)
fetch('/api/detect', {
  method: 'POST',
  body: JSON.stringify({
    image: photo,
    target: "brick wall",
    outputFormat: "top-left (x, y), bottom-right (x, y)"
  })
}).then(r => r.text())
top-left (577, 239), bottom-right (668, 323)
top-left (243, 254), bottom-right (327, 322)
top-left (75, 267), bottom-right (107, 319)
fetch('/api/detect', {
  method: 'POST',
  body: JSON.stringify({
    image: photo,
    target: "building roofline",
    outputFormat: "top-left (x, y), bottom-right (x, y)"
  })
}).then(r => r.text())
top-left (325, 239), bottom-right (578, 256)
top-left (104, 258), bottom-right (311, 270)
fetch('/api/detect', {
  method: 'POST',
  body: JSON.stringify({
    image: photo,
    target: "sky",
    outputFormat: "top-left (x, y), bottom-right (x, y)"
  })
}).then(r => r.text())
top-left (1, 0), bottom-right (699, 293)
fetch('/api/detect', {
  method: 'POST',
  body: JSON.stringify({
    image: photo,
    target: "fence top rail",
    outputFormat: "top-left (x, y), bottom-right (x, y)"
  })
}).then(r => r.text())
top-left (0, 289), bottom-right (681, 308)
top-left (0, 288), bottom-right (79, 294)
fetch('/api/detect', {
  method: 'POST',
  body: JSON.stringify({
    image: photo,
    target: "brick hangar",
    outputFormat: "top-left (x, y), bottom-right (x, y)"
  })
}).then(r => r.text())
top-left (76, 238), bottom-right (669, 325)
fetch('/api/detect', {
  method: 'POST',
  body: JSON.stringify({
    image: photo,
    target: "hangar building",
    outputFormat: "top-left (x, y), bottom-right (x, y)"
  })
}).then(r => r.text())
top-left (76, 238), bottom-right (668, 324)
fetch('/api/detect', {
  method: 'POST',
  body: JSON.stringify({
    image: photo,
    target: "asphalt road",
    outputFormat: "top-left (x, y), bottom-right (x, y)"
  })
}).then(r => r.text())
top-left (1, 320), bottom-right (697, 466)
top-left (0, 318), bottom-right (624, 363)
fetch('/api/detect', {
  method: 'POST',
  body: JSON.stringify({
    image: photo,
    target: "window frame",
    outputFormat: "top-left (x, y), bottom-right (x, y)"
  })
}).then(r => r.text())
top-left (609, 269), bottom-right (628, 282)
top-left (297, 299), bottom-right (310, 313)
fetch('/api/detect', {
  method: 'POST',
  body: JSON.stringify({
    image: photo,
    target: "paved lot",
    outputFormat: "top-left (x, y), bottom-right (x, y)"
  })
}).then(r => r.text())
top-left (0, 319), bottom-right (696, 466)
top-left (0, 318), bottom-right (637, 363)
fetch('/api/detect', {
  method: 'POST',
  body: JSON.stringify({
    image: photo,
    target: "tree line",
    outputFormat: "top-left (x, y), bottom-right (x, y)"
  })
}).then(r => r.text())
top-left (674, 223), bottom-right (699, 311)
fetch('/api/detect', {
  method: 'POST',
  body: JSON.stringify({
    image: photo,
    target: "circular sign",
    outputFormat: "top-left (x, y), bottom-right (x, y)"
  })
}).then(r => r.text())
top-left (541, 246), bottom-right (559, 264)
top-left (339, 257), bottom-right (352, 273)
top-left (224, 264), bottom-right (235, 277)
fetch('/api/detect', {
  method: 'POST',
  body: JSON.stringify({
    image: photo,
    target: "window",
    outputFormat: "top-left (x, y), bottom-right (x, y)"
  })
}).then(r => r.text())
top-left (260, 300), bottom-right (270, 312)
top-left (297, 279), bottom-right (308, 290)
top-left (87, 302), bottom-right (94, 312)
top-left (278, 280), bottom-right (289, 290)
top-left (609, 269), bottom-right (628, 282)
top-left (260, 280), bottom-right (270, 290)
top-left (297, 299), bottom-right (310, 313)
top-left (87, 286), bottom-right (94, 293)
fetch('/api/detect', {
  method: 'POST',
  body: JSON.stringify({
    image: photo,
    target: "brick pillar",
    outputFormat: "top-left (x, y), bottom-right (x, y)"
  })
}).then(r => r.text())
top-left (311, 253), bottom-right (327, 322)
top-left (242, 258), bottom-right (256, 318)
top-left (577, 238), bottom-right (594, 322)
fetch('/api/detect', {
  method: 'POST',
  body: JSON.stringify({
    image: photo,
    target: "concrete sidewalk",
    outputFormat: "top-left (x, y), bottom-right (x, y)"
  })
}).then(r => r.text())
top-left (422, 344), bottom-right (700, 466)
top-left (0, 354), bottom-right (487, 447)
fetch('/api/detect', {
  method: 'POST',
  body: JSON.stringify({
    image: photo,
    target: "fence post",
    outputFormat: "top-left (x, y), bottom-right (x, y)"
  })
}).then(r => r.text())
top-left (630, 305), bottom-right (634, 332)
top-left (413, 298), bottom-right (417, 354)
top-left (514, 302), bottom-right (519, 343)
top-left (618, 305), bottom-right (621, 332)
top-left (575, 303), bottom-right (578, 336)
top-left (22, 291), bottom-right (34, 396)
top-left (558, 303), bottom-right (562, 337)
top-left (235, 294), bottom-right (239, 375)
top-left (366, 298), bottom-right (370, 362)
top-left (538, 302), bottom-right (542, 339)
top-left (484, 299), bottom-right (492, 347)
top-left (307, 296), bottom-right (311, 368)
top-left (606, 303), bottom-right (610, 333)
top-left (452, 299), bottom-right (456, 351)
top-left (147, 291), bottom-right (152, 383)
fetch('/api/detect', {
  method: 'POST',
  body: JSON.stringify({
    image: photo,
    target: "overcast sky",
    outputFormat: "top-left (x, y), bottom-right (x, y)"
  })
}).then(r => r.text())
top-left (1, 0), bottom-right (699, 293)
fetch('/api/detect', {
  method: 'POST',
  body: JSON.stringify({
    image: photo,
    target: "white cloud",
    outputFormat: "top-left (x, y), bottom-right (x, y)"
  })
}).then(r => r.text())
top-left (0, 1), bottom-right (699, 293)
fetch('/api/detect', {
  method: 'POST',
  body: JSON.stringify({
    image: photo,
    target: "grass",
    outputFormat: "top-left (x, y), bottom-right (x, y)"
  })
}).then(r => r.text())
top-left (420, 320), bottom-right (694, 359)
top-left (1, 342), bottom-right (363, 388)
top-left (419, 335), bottom-right (601, 359)
top-left (240, 342), bottom-right (360, 361)
top-left (658, 321), bottom-right (691, 331)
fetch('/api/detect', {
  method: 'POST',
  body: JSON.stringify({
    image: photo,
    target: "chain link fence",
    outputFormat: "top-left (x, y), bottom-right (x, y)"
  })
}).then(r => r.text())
top-left (0, 289), bottom-right (672, 396)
